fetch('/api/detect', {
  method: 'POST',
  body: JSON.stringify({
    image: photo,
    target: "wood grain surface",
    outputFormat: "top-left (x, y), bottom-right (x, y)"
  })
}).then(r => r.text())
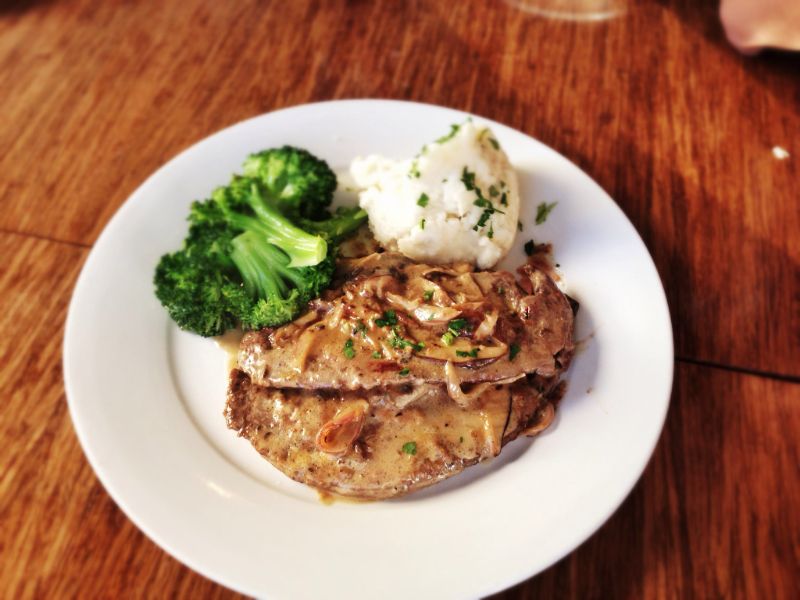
top-left (1, 0), bottom-right (798, 597)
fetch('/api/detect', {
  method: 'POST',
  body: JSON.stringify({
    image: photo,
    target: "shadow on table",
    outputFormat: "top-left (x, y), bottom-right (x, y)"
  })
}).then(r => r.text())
top-left (0, 0), bottom-right (56, 16)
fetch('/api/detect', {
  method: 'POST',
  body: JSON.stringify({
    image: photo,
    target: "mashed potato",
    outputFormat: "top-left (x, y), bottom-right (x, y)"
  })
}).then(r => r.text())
top-left (351, 121), bottom-right (520, 269)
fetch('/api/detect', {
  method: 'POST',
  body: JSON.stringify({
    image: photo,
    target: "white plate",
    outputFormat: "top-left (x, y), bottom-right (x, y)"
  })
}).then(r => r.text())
top-left (64, 100), bottom-right (673, 599)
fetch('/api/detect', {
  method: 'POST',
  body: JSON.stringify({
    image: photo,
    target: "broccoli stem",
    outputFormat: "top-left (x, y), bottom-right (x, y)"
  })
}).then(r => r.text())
top-left (230, 231), bottom-right (308, 300)
top-left (226, 185), bottom-right (327, 268)
top-left (298, 207), bottom-right (368, 241)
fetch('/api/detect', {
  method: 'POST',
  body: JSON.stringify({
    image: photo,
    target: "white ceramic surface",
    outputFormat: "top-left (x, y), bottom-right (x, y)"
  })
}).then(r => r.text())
top-left (64, 100), bottom-right (673, 599)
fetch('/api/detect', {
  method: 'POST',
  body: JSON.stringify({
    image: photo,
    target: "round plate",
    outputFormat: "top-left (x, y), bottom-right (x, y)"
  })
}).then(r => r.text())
top-left (64, 100), bottom-right (673, 599)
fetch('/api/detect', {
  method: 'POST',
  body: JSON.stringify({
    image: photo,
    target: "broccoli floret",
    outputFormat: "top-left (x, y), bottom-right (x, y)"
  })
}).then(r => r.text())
top-left (298, 206), bottom-right (368, 242)
top-left (243, 146), bottom-right (337, 221)
top-left (154, 223), bottom-right (248, 337)
top-left (230, 230), bottom-right (335, 330)
top-left (155, 146), bottom-right (352, 337)
top-left (218, 184), bottom-right (327, 267)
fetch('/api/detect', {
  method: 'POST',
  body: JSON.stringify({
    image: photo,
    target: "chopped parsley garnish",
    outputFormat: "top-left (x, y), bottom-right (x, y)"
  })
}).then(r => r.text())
top-left (343, 338), bottom-right (356, 359)
top-left (352, 320), bottom-right (367, 336)
top-left (442, 318), bottom-right (471, 345)
top-left (462, 167), bottom-right (504, 235)
top-left (500, 192), bottom-right (508, 206)
top-left (417, 193), bottom-right (429, 207)
top-left (487, 224), bottom-right (494, 239)
top-left (487, 137), bottom-right (500, 150)
top-left (371, 351), bottom-right (383, 359)
top-left (375, 310), bottom-right (398, 327)
top-left (420, 218), bottom-right (425, 230)
top-left (489, 185), bottom-right (499, 198)
top-left (524, 240), bottom-right (535, 256)
top-left (509, 343), bottom-right (521, 361)
top-left (402, 441), bottom-right (417, 454)
top-left (423, 290), bottom-right (434, 302)
top-left (399, 368), bottom-right (410, 377)
top-left (390, 330), bottom-right (425, 352)
top-left (436, 123), bottom-right (461, 144)
top-left (535, 201), bottom-right (557, 225)
top-left (461, 166), bottom-right (477, 191)
top-left (455, 348), bottom-right (479, 358)
top-left (448, 318), bottom-right (470, 334)
top-left (408, 161), bottom-right (421, 178)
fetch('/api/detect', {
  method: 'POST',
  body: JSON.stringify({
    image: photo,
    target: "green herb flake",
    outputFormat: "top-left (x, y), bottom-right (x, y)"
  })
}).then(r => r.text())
top-left (500, 192), bottom-right (508, 206)
top-left (448, 318), bottom-right (470, 334)
top-left (402, 441), bottom-right (417, 454)
top-left (535, 201), bottom-right (557, 225)
top-left (441, 331), bottom-right (456, 346)
top-left (455, 348), bottom-right (479, 358)
top-left (524, 240), bottom-right (535, 256)
top-left (353, 320), bottom-right (367, 336)
top-left (509, 343), bottom-right (521, 361)
top-left (488, 137), bottom-right (500, 150)
top-left (436, 124), bottom-right (461, 144)
top-left (420, 218), bottom-right (425, 230)
top-left (408, 162), bottom-right (421, 179)
top-left (390, 329), bottom-right (425, 352)
top-left (374, 310), bottom-right (398, 328)
top-left (461, 167), bottom-right (477, 191)
top-left (417, 193), bottom-right (429, 207)
top-left (399, 368), bottom-right (410, 377)
top-left (423, 290), bottom-right (434, 302)
top-left (487, 224), bottom-right (494, 239)
top-left (371, 351), bottom-right (383, 359)
top-left (343, 338), bottom-right (356, 359)
top-left (476, 210), bottom-right (492, 229)
top-left (488, 185), bottom-right (499, 198)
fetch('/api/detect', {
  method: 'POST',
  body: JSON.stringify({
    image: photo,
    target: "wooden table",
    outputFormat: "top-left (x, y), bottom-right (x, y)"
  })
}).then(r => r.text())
top-left (2, 0), bottom-right (797, 597)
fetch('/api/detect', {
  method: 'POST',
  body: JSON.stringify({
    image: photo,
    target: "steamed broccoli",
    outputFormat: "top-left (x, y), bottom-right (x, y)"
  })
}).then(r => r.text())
top-left (154, 146), bottom-right (367, 337)
top-left (242, 146), bottom-right (337, 221)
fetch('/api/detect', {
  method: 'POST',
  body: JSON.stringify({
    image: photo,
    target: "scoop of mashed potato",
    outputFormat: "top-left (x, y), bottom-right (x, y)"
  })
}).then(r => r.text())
top-left (351, 121), bottom-right (520, 269)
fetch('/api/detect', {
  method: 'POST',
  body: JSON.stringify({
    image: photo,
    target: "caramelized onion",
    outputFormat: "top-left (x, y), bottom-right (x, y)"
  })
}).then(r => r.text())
top-left (522, 402), bottom-right (555, 436)
top-left (412, 304), bottom-right (462, 324)
top-left (444, 361), bottom-right (523, 408)
top-left (385, 291), bottom-right (420, 312)
top-left (473, 311), bottom-right (498, 340)
top-left (454, 273), bottom-right (483, 302)
top-left (358, 275), bottom-right (396, 299)
top-left (315, 400), bottom-right (370, 455)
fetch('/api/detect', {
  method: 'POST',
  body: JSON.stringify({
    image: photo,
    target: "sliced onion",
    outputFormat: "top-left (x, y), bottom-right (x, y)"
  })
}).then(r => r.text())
top-left (420, 337), bottom-right (508, 363)
top-left (444, 361), bottom-right (524, 408)
top-left (292, 330), bottom-right (316, 374)
top-left (412, 304), bottom-right (462, 324)
top-left (473, 311), bottom-right (498, 340)
top-left (385, 291), bottom-right (420, 312)
top-left (452, 273), bottom-right (484, 302)
top-left (315, 400), bottom-right (370, 455)
top-left (522, 402), bottom-right (555, 436)
top-left (358, 275), bottom-right (396, 299)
